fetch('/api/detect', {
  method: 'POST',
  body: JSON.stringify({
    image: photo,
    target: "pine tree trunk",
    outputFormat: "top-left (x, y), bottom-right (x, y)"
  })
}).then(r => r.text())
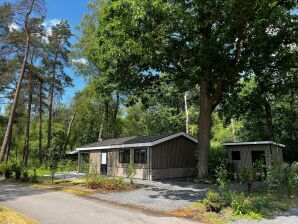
top-left (196, 80), bottom-right (212, 179)
top-left (38, 80), bottom-right (43, 164)
top-left (23, 65), bottom-right (33, 167)
top-left (47, 56), bottom-right (57, 151)
top-left (0, 34), bottom-right (30, 162)
top-left (61, 113), bottom-right (75, 158)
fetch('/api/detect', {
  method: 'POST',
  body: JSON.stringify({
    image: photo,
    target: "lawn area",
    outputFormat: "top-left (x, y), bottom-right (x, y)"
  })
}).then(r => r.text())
top-left (0, 205), bottom-right (38, 224)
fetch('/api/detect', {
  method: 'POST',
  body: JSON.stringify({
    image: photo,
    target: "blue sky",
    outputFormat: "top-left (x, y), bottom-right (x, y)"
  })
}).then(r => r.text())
top-left (0, 0), bottom-right (89, 113)
top-left (45, 0), bottom-right (88, 104)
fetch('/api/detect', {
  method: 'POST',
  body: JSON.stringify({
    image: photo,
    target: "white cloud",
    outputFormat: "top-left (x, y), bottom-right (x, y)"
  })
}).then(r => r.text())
top-left (8, 22), bottom-right (20, 31)
top-left (72, 58), bottom-right (87, 65)
top-left (43, 18), bottom-right (62, 35)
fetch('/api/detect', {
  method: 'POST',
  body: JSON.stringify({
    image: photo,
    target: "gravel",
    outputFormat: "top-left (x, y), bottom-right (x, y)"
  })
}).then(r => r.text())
top-left (93, 178), bottom-right (210, 211)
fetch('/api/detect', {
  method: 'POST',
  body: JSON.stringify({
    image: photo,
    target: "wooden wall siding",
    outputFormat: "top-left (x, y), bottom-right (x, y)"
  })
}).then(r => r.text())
top-left (152, 168), bottom-right (194, 180)
top-left (89, 151), bottom-right (101, 173)
top-left (271, 145), bottom-right (284, 165)
top-left (227, 144), bottom-right (283, 170)
top-left (151, 136), bottom-right (196, 169)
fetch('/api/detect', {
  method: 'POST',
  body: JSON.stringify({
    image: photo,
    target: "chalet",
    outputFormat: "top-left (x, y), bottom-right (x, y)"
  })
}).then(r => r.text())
top-left (76, 132), bottom-right (198, 180)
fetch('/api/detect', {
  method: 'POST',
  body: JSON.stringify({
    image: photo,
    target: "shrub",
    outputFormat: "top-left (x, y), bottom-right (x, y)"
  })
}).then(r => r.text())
top-left (282, 162), bottom-right (298, 196)
top-left (209, 145), bottom-right (226, 176)
top-left (231, 194), bottom-right (252, 215)
top-left (128, 161), bottom-right (135, 185)
top-left (238, 167), bottom-right (256, 193)
top-left (266, 164), bottom-right (280, 192)
top-left (0, 161), bottom-right (13, 179)
top-left (85, 174), bottom-right (125, 190)
top-left (11, 163), bottom-right (22, 180)
top-left (21, 170), bottom-right (29, 182)
top-left (30, 167), bottom-right (38, 183)
top-left (203, 190), bottom-right (224, 213)
top-left (250, 196), bottom-right (269, 213)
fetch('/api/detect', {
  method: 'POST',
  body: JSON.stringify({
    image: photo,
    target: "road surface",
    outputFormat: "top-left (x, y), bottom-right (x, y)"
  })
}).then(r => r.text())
top-left (0, 183), bottom-right (198, 224)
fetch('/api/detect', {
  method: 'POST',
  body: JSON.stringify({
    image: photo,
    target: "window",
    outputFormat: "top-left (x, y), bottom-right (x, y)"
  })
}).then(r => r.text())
top-left (231, 151), bottom-right (241, 160)
top-left (119, 149), bottom-right (130, 163)
top-left (134, 149), bottom-right (147, 164)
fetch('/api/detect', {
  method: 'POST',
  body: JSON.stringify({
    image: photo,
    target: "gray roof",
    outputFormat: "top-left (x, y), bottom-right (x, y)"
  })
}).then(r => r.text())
top-left (76, 132), bottom-right (198, 151)
top-left (78, 133), bottom-right (173, 149)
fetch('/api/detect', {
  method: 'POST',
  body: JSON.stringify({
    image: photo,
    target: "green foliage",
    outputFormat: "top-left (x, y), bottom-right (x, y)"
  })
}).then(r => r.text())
top-left (203, 190), bottom-right (224, 213)
top-left (231, 194), bottom-right (270, 216)
top-left (85, 173), bottom-right (125, 190)
top-left (238, 167), bottom-right (256, 193)
top-left (21, 170), bottom-right (29, 182)
top-left (128, 161), bottom-right (135, 185)
top-left (231, 194), bottom-right (252, 215)
top-left (209, 145), bottom-right (227, 177)
top-left (266, 164), bottom-right (281, 191)
top-left (0, 161), bottom-right (13, 179)
top-left (11, 163), bottom-right (22, 180)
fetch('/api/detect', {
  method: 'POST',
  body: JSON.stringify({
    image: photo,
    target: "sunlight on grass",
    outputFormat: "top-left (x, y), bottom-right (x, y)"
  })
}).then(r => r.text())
top-left (0, 205), bottom-right (38, 224)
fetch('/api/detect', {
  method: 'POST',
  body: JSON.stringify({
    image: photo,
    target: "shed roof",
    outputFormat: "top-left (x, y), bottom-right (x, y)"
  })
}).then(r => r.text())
top-left (76, 132), bottom-right (198, 151)
top-left (223, 141), bottom-right (285, 148)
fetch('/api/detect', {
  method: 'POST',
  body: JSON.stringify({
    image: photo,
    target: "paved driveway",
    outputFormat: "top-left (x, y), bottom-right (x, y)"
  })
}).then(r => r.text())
top-left (94, 179), bottom-right (210, 211)
top-left (0, 183), bottom-right (198, 224)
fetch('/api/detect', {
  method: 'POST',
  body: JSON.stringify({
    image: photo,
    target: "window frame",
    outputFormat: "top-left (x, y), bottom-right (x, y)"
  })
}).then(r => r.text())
top-left (231, 150), bottom-right (241, 161)
top-left (134, 148), bottom-right (147, 164)
top-left (119, 149), bottom-right (130, 163)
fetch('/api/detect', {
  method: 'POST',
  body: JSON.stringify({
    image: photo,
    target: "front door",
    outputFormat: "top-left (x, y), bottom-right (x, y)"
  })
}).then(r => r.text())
top-left (100, 151), bottom-right (108, 175)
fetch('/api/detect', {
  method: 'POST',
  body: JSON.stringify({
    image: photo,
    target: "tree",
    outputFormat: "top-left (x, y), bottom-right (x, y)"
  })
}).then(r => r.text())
top-left (42, 20), bottom-right (72, 152)
top-left (88, 0), bottom-right (297, 178)
top-left (0, 0), bottom-right (45, 162)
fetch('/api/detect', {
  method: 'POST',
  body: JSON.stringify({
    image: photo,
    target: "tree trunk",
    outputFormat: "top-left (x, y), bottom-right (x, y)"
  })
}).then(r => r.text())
top-left (22, 64), bottom-right (33, 167)
top-left (112, 93), bottom-right (119, 137)
top-left (105, 101), bottom-right (109, 139)
top-left (38, 79), bottom-right (43, 164)
top-left (61, 113), bottom-right (75, 158)
top-left (184, 92), bottom-right (189, 134)
top-left (98, 109), bottom-right (105, 142)
top-left (262, 94), bottom-right (274, 140)
top-left (0, 34), bottom-right (30, 162)
top-left (47, 56), bottom-right (57, 151)
top-left (196, 80), bottom-right (213, 179)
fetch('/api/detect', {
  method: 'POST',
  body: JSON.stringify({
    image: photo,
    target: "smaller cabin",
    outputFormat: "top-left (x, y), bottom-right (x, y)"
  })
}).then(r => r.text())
top-left (223, 141), bottom-right (284, 171)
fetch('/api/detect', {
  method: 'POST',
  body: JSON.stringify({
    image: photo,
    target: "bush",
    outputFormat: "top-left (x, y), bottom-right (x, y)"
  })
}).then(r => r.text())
top-left (266, 164), bottom-right (280, 192)
top-left (21, 170), bottom-right (29, 182)
top-left (238, 167), bottom-right (256, 193)
top-left (203, 189), bottom-right (224, 213)
top-left (209, 145), bottom-right (226, 176)
top-left (231, 194), bottom-right (252, 215)
top-left (30, 168), bottom-right (38, 183)
top-left (0, 161), bottom-right (13, 179)
top-left (251, 196), bottom-right (269, 213)
top-left (128, 161), bottom-right (135, 185)
top-left (85, 174), bottom-right (125, 190)
top-left (231, 194), bottom-right (270, 216)
top-left (11, 163), bottom-right (22, 180)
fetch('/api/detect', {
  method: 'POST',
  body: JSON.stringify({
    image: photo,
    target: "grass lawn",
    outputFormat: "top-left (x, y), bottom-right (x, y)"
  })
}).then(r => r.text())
top-left (0, 205), bottom-right (38, 224)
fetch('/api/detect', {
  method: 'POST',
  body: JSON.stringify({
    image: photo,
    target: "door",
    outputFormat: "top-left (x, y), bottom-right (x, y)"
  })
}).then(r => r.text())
top-left (100, 151), bottom-right (108, 175)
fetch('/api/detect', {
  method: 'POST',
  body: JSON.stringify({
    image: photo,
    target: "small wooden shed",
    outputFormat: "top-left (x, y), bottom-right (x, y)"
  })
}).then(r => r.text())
top-left (223, 141), bottom-right (284, 171)
top-left (76, 132), bottom-right (198, 180)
